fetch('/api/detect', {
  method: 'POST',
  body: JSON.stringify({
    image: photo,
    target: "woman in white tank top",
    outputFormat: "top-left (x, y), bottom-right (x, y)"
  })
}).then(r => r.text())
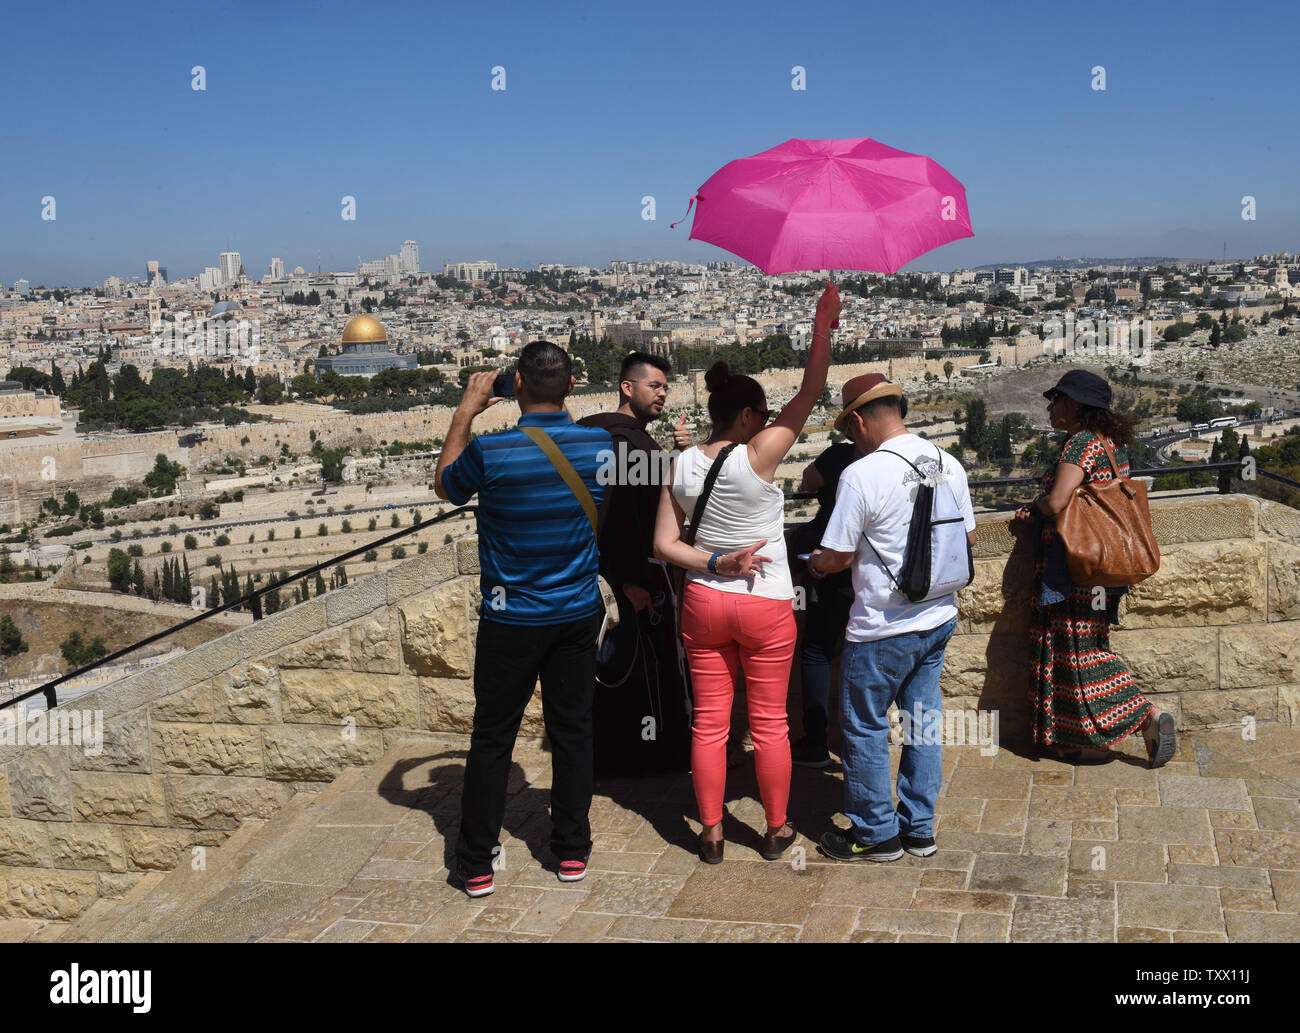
top-left (654, 282), bottom-right (839, 865)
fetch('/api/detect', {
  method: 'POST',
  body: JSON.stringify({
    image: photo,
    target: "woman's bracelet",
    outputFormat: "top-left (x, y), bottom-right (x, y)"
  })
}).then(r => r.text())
top-left (707, 552), bottom-right (723, 574)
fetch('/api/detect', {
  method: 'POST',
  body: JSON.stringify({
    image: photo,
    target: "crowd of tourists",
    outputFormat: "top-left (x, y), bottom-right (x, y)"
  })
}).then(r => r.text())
top-left (433, 282), bottom-right (1174, 898)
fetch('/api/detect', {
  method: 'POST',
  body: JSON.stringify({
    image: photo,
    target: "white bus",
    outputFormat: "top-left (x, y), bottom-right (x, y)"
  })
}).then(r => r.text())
top-left (1209, 416), bottom-right (1239, 429)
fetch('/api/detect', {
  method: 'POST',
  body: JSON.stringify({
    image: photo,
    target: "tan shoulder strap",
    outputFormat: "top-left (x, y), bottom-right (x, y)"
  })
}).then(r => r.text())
top-left (520, 426), bottom-right (597, 536)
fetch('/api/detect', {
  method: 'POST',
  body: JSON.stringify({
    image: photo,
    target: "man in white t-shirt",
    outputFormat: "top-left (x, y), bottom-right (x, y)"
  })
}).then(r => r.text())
top-left (806, 374), bottom-right (976, 862)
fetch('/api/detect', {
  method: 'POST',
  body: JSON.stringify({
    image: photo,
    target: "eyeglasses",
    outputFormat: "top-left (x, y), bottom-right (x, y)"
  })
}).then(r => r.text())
top-left (627, 379), bottom-right (670, 394)
top-left (752, 408), bottom-right (772, 421)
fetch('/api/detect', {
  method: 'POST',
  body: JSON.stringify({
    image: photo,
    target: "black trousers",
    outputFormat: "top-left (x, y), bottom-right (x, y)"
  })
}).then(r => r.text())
top-left (456, 610), bottom-right (602, 876)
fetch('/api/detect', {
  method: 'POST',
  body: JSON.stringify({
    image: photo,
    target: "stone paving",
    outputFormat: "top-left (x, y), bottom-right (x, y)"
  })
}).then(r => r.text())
top-left (27, 723), bottom-right (1300, 943)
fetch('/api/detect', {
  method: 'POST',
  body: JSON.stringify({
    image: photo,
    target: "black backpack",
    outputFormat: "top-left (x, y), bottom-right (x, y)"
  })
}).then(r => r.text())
top-left (863, 444), bottom-right (974, 603)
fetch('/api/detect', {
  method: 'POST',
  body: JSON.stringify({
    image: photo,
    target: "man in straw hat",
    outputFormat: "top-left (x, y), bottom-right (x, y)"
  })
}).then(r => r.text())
top-left (806, 374), bottom-right (976, 862)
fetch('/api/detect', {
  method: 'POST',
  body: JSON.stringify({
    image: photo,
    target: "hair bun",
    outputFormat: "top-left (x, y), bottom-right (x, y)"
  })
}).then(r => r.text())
top-left (704, 361), bottom-right (730, 392)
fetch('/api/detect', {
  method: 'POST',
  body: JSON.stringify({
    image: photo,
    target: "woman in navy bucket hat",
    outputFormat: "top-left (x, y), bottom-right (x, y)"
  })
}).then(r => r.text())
top-left (1013, 370), bottom-right (1176, 767)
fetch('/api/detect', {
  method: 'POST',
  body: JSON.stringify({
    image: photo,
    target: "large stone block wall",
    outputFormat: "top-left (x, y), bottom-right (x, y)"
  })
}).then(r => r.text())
top-left (0, 433), bottom-right (189, 520)
top-left (3, 493), bottom-right (1298, 920)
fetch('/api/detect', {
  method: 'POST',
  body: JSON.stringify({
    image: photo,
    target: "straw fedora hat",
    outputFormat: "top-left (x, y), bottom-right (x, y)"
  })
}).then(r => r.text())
top-left (833, 373), bottom-right (903, 433)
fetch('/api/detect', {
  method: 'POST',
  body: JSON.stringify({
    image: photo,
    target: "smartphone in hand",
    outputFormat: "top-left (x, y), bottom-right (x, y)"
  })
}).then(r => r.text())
top-left (492, 372), bottom-right (516, 398)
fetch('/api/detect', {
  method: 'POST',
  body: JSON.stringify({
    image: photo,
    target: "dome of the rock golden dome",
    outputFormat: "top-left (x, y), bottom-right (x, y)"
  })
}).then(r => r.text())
top-left (341, 314), bottom-right (387, 344)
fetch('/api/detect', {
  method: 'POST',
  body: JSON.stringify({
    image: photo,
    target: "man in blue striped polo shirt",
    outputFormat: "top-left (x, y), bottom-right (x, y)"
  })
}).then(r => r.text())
top-left (436, 340), bottom-right (612, 898)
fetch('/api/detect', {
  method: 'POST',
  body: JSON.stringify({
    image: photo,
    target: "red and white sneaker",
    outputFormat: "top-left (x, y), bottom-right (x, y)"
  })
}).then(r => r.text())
top-left (557, 859), bottom-right (587, 883)
top-left (459, 869), bottom-right (495, 898)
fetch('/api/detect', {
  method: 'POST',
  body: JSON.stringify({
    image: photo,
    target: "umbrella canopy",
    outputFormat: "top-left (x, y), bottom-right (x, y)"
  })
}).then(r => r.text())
top-left (676, 137), bottom-right (973, 275)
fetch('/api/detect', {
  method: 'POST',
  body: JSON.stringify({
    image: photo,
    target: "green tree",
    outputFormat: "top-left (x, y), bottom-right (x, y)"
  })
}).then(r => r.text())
top-left (318, 446), bottom-right (349, 483)
top-left (142, 454), bottom-right (183, 498)
top-left (996, 416), bottom-right (1013, 460)
top-left (60, 631), bottom-right (107, 668)
top-left (107, 547), bottom-right (131, 591)
top-left (256, 376), bottom-right (284, 404)
top-left (0, 614), bottom-right (28, 657)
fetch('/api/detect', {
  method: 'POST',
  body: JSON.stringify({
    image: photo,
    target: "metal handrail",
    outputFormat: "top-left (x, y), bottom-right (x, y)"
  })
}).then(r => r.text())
top-left (2, 505), bottom-right (476, 713)
top-left (785, 461), bottom-right (1267, 497)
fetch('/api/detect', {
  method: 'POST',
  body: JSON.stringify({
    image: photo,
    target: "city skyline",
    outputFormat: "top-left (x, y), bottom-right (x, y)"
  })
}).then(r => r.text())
top-left (3, 0), bottom-right (1298, 285)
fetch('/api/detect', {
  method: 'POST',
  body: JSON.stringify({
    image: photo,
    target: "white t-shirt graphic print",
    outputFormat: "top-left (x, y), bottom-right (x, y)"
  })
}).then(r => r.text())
top-left (820, 433), bottom-right (976, 643)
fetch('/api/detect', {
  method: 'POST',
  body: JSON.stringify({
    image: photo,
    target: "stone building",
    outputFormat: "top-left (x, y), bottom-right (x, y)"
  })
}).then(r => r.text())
top-left (0, 380), bottom-right (61, 432)
top-left (313, 315), bottom-right (417, 378)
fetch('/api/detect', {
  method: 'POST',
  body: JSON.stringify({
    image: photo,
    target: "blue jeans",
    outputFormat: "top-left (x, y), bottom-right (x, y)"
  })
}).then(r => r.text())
top-left (838, 616), bottom-right (957, 846)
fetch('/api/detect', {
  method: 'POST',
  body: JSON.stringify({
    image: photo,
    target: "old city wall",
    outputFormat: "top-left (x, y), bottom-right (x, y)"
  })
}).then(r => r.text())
top-left (0, 432), bottom-right (188, 523)
top-left (3, 492), bottom-right (1297, 921)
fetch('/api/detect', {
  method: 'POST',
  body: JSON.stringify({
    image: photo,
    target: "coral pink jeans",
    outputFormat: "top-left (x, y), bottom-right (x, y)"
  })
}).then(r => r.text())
top-left (681, 581), bottom-right (797, 828)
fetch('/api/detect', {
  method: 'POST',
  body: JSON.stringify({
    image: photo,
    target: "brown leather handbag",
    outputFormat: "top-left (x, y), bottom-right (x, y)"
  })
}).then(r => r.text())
top-left (1054, 436), bottom-right (1160, 587)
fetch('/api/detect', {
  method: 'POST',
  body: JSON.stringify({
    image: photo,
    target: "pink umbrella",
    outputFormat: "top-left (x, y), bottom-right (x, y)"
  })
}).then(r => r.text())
top-left (672, 137), bottom-right (973, 275)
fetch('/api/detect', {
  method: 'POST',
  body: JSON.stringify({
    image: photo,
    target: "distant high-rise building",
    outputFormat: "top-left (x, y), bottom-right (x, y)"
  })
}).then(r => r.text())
top-left (269, 256), bottom-right (285, 279)
top-left (13, 279), bottom-right (30, 296)
top-left (199, 267), bottom-right (222, 290)
top-left (444, 260), bottom-right (498, 281)
top-left (102, 276), bottom-right (125, 297)
top-left (145, 259), bottom-right (168, 286)
top-left (219, 251), bottom-right (242, 285)
top-left (400, 240), bottom-right (420, 274)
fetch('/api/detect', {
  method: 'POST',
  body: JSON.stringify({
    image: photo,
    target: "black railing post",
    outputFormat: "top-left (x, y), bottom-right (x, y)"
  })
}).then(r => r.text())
top-left (44, 687), bottom-right (56, 710)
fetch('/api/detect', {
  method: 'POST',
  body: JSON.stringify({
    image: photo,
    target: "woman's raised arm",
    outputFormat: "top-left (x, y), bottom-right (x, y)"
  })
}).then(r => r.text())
top-left (749, 282), bottom-right (839, 481)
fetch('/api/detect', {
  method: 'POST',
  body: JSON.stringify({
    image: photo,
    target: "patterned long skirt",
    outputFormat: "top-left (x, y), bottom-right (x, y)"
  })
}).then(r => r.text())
top-left (1028, 583), bottom-right (1153, 749)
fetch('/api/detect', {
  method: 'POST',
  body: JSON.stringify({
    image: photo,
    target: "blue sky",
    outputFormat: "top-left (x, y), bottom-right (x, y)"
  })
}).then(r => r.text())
top-left (3, 0), bottom-right (1298, 285)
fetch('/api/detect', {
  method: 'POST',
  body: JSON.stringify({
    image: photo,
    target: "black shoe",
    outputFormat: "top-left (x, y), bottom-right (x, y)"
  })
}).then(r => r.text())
top-left (818, 828), bottom-right (903, 862)
top-left (900, 834), bottom-right (937, 858)
top-left (792, 738), bottom-right (832, 769)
